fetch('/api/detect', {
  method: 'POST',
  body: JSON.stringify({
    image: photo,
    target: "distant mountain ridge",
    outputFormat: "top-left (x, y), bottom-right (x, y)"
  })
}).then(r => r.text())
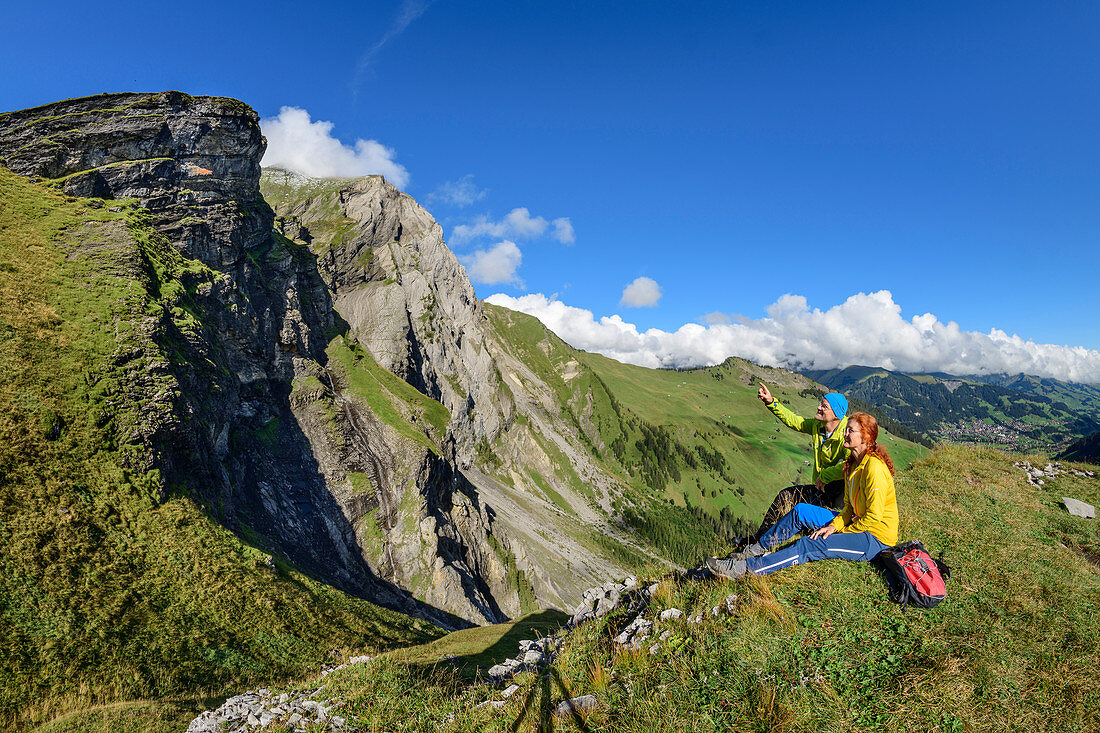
top-left (804, 365), bottom-right (1100, 451)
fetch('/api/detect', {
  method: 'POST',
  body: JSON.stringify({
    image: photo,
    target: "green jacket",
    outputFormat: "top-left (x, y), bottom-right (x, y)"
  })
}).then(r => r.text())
top-left (766, 400), bottom-right (850, 485)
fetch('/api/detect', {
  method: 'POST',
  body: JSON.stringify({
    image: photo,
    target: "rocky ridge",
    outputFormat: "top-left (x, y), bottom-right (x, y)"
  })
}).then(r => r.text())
top-left (260, 168), bottom-right (648, 614)
top-left (0, 92), bottom-right (640, 629)
top-left (0, 93), bottom-right (510, 626)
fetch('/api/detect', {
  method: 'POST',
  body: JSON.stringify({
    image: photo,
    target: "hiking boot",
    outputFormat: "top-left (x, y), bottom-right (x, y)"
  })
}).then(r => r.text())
top-left (735, 542), bottom-right (767, 560)
top-left (706, 556), bottom-right (748, 580)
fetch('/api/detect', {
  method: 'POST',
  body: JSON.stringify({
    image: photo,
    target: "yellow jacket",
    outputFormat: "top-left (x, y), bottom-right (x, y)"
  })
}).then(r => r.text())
top-left (828, 454), bottom-right (898, 546)
top-left (767, 400), bottom-right (850, 484)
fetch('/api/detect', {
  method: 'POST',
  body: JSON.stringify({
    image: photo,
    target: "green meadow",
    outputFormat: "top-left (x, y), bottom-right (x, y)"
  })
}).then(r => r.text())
top-left (265, 447), bottom-right (1100, 733)
top-left (0, 168), bottom-right (439, 730)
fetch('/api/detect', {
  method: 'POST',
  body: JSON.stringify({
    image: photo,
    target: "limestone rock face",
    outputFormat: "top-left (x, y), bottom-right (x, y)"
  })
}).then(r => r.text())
top-left (262, 169), bottom-right (512, 462)
top-left (262, 170), bottom-right (644, 615)
top-left (0, 92), bottom-right (506, 627)
top-left (1, 92), bottom-right (641, 629)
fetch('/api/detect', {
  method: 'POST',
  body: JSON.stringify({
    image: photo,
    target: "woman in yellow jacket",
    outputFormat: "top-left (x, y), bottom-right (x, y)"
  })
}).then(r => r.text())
top-left (708, 412), bottom-right (897, 579)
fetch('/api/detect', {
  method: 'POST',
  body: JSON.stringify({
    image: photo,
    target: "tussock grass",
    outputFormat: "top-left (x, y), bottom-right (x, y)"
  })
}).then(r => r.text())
top-left (302, 446), bottom-right (1100, 732)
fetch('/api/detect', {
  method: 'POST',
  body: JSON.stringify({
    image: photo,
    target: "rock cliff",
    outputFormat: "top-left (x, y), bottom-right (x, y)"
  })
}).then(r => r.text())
top-left (262, 170), bottom-right (646, 614)
top-left (0, 92), bottom-right (511, 627)
top-left (0, 92), bottom-right (639, 628)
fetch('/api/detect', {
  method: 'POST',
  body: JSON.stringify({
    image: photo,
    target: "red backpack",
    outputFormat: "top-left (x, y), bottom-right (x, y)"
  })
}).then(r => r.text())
top-left (874, 541), bottom-right (951, 610)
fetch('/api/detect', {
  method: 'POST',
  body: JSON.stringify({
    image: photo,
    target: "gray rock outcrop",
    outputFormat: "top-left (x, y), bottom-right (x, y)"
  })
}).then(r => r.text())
top-left (0, 93), bottom-right (505, 626)
top-left (261, 168), bottom-right (650, 614)
top-left (0, 91), bottom-right (649, 629)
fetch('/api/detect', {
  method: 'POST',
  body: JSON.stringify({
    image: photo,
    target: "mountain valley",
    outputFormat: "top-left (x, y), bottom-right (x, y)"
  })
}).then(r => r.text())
top-left (1, 92), bottom-right (1096, 732)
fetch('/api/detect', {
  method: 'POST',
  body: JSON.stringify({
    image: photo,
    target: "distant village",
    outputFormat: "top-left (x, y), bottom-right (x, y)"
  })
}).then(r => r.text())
top-left (932, 417), bottom-right (1074, 452)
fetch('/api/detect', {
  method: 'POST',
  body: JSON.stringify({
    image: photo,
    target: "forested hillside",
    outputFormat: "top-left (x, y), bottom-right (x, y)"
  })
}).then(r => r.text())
top-left (806, 366), bottom-right (1099, 452)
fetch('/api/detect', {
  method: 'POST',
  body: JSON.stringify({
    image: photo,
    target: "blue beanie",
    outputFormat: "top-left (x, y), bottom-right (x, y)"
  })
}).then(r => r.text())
top-left (824, 393), bottom-right (848, 419)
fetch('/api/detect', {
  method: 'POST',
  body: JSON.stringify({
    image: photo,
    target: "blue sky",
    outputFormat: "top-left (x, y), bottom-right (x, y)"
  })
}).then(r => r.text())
top-left (4, 1), bottom-right (1100, 381)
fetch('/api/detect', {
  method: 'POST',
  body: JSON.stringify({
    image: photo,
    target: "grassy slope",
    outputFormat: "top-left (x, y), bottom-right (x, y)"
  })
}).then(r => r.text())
top-left (258, 170), bottom-right (365, 253)
top-left (580, 352), bottom-right (925, 516)
top-left (972, 373), bottom-right (1100, 415)
top-left (0, 169), bottom-right (440, 730)
top-left (485, 304), bottom-right (923, 565)
top-left (328, 335), bottom-right (450, 453)
top-left (286, 447), bottom-right (1100, 732)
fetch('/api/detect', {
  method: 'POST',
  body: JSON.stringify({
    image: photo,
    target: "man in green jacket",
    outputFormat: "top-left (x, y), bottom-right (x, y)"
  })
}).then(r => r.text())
top-left (748, 382), bottom-right (851, 544)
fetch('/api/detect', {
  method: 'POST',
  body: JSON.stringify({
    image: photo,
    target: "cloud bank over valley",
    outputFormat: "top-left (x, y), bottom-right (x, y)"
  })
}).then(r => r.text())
top-left (486, 290), bottom-right (1100, 384)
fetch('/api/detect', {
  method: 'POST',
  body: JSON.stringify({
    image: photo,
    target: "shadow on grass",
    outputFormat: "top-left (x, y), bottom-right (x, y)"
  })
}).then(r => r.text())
top-left (384, 609), bottom-right (571, 680)
top-left (33, 696), bottom-right (226, 733)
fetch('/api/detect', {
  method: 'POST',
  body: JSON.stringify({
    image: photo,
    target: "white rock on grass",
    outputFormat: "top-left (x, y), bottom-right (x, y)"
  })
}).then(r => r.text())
top-left (1063, 497), bottom-right (1097, 518)
top-left (659, 608), bottom-right (683, 621)
top-left (613, 615), bottom-right (653, 646)
top-left (554, 694), bottom-right (598, 718)
top-left (475, 700), bottom-right (507, 710)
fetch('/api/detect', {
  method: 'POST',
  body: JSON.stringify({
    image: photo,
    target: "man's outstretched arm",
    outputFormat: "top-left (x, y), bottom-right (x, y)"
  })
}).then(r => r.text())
top-left (759, 382), bottom-right (813, 434)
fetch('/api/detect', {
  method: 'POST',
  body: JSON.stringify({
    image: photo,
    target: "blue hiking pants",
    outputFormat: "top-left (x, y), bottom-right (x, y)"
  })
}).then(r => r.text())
top-left (758, 503), bottom-right (839, 550)
top-left (748, 503), bottom-right (889, 576)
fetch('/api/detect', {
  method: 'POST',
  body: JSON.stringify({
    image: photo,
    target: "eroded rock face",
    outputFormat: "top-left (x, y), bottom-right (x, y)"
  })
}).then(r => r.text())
top-left (0, 92), bottom-right (507, 627)
top-left (261, 169), bottom-right (641, 615)
top-left (262, 169), bottom-right (513, 463)
top-left (1, 91), bottom-right (643, 629)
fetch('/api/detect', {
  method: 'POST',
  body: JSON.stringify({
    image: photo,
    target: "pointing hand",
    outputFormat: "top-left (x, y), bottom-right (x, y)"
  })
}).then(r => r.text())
top-left (757, 383), bottom-right (773, 405)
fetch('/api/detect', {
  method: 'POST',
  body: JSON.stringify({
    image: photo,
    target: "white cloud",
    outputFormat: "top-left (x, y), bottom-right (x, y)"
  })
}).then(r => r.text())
top-left (620, 277), bottom-right (662, 308)
top-left (260, 107), bottom-right (410, 188)
top-left (452, 207), bottom-right (548, 243)
top-left (428, 174), bottom-right (487, 207)
top-left (460, 240), bottom-right (523, 286)
top-left (552, 217), bottom-right (575, 245)
top-left (484, 290), bottom-right (1100, 383)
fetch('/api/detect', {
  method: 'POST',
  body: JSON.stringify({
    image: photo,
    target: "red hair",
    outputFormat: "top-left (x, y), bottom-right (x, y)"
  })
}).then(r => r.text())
top-left (843, 412), bottom-right (895, 476)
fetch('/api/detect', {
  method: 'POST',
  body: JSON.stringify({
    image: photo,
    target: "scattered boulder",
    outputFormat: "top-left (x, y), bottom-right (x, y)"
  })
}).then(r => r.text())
top-left (488, 663), bottom-right (515, 679)
top-left (487, 635), bottom-right (558, 681)
top-left (613, 615), bottom-right (653, 649)
top-left (569, 582), bottom-right (627, 626)
top-left (186, 687), bottom-right (346, 732)
top-left (554, 694), bottom-right (598, 718)
top-left (1014, 460), bottom-right (1096, 487)
top-left (320, 655), bottom-right (373, 678)
top-left (1062, 497), bottom-right (1096, 519)
top-left (710, 594), bottom-right (739, 618)
top-left (659, 608), bottom-right (683, 621)
top-left (522, 649), bottom-right (547, 666)
top-left (474, 700), bottom-right (507, 710)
